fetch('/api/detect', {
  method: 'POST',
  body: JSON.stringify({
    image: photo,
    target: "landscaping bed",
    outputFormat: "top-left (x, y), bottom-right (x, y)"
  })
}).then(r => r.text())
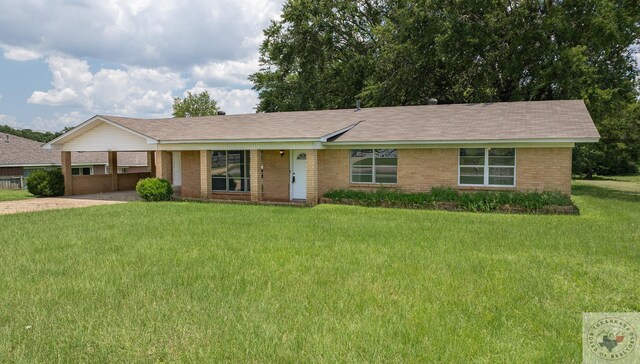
top-left (321, 188), bottom-right (577, 214)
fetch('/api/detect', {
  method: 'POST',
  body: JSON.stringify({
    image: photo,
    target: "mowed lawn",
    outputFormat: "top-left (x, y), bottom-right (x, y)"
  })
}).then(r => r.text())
top-left (1, 181), bottom-right (639, 362)
top-left (0, 189), bottom-right (33, 202)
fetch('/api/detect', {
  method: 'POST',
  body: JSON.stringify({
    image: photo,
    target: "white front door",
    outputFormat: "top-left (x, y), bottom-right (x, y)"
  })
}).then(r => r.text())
top-left (172, 152), bottom-right (182, 186)
top-left (290, 150), bottom-right (307, 200)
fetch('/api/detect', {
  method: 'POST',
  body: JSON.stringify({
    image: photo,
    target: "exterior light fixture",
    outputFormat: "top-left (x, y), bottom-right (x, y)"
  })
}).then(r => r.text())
top-left (279, 150), bottom-right (284, 157)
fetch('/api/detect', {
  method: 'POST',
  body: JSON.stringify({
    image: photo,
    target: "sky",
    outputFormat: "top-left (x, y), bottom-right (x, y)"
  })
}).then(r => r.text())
top-left (0, 0), bottom-right (285, 132)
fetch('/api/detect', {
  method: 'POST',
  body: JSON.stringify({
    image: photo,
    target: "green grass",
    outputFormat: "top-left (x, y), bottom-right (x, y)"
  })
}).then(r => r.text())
top-left (1, 180), bottom-right (639, 362)
top-left (0, 189), bottom-right (33, 201)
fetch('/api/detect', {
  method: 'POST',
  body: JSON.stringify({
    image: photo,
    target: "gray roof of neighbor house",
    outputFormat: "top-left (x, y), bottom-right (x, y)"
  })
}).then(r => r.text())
top-left (95, 100), bottom-right (599, 143)
top-left (0, 132), bottom-right (147, 167)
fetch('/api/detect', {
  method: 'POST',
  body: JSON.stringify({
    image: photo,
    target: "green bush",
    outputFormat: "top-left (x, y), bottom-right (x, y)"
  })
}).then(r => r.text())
top-left (322, 187), bottom-right (573, 213)
top-left (136, 178), bottom-right (173, 202)
top-left (26, 169), bottom-right (65, 197)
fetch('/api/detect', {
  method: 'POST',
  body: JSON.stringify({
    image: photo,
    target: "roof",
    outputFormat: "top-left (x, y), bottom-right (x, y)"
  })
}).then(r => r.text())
top-left (0, 132), bottom-right (147, 167)
top-left (48, 100), bottom-right (599, 148)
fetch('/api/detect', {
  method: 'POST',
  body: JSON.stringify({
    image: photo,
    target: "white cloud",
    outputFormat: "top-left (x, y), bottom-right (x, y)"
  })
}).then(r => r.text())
top-left (191, 58), bottom-right (259, 88)
top-left (188, 81), bottom-right (258, 115)
top-left (0, 114), bottom-right (18, 127)
top-left (0, 0), bottom-right (284, 69)
top-left (2, 45), bottom-right (41, 61)
top-left (28, 56), bottom-right (186, 116)
top-left (30, 111), bottom-right (88, 131)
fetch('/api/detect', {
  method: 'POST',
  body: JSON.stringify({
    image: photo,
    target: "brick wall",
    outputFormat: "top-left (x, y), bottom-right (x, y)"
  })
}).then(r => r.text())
top-left (180, 150), bottom-right (201, 198)
top-left (0, 167), bottom-right (23, 176)
top-left (516, 147), bottom-right (572, 194)
top-left (262, 150), bottom-right (290, 201)
top-left (306, 150), bottom-right (319, 204)
top-left (71, 175), bottom-right (112, 195)
top-left (117, 172), bottom-right (150, 191)
top-left (317, 147), bottom-right (573, 196)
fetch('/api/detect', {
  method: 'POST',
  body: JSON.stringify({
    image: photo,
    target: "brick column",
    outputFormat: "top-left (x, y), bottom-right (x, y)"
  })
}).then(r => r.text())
top-left (61, 151), bottom-right (72, 196)
top-left (250, 149), bottom-right (262, 202)
top-left (108, 151), bottom-right (118, 191)
top-left (306, 149), bottom-right (318, 205)
top-left (199, 150), bottom-right (211, 199)
top-left (147, 151), bottom-right (156, 175)
top-left (155, 151), bottom-right (172, 182)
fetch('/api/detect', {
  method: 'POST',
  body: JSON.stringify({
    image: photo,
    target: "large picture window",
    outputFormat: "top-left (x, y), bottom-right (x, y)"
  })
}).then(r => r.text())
top-left (211, 150), bottom-right (251, 192)
top-left (459, 148), bottom-right (515, 186)
top-left (350, 149), bottom-right (397, 184)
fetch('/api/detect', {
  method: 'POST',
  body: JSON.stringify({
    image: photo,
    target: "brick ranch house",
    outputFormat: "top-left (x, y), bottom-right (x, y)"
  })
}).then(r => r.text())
top-left (0, 132), bottom-right (148, 189)
top-left (44, 100), bottom-right (599, 204)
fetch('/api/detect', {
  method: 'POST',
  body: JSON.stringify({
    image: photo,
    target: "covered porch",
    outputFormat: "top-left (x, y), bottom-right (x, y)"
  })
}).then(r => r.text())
top-left (60, 151), bottom-right (154, 196)
top-left (160, 149), bottom-right (319, 205)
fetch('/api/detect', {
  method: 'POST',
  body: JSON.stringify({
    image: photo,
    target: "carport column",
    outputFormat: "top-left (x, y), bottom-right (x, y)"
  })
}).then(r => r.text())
top-left (154, 151), bottom-right (172, 183)
top-left (147, 151), bottom-right (156, 175)
top-left (108, 151), bottom-right (118, 191)
top-left (250, 149), bottom-right (262, 202)
top-left (199, 150), bottom-right (211, 199)
top-left (306, 149), bottom-right (318, 205)
top-left (61, 151), bottom-right (73, 196)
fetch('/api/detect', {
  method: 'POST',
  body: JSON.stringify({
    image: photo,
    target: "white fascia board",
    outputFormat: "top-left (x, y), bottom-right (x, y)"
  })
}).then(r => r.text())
top-left (158, 137), bottom-right (321, 144)
top-left (319, 122), bottom-right (362, 142)
top-left (323, 138), bottom-right (597, 148)
top-left (43, 116), bottom-right (158, 149)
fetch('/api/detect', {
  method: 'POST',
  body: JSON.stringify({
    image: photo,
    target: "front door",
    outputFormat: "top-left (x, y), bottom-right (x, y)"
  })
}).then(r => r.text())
top-left (172, 152), bottom-right (182, 186)
top-left (290, 150), bottom-right (307, 200)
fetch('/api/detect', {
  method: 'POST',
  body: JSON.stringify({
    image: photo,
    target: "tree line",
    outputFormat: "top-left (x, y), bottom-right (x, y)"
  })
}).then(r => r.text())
top-left (250, 0), bottom-right (640, 176)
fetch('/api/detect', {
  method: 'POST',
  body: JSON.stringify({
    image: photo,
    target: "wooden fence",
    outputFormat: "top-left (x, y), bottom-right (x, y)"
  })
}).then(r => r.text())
top-left (0, 176), bottom-right (25, 189)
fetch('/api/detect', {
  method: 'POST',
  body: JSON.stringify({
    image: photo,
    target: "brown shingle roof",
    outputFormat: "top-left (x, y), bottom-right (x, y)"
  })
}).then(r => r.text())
top-left (99, 100), bottom-right (598, 143)
top-left (0, 132), bottom-right (146, 167)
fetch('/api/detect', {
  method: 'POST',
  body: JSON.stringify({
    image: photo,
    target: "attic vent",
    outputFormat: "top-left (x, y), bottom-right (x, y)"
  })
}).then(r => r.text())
top-left (217, 110), bottom-right (226, 115)
top-left (428, 98), bottom-right (438, 105)
top-left (5, 135), bottom-right (8, 143)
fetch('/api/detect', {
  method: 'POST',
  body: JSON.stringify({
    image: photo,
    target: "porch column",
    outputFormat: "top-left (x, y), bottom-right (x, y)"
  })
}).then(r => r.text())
top-left (250, 149), bottom-right (262, 202)
top-left (61, 151), bottom-right (72, 196)
top-left (108, 151), bottom-right (118, 191)
top-left (306, 149), bottom-right (318, 205)
top-left (147, 151), bottom-right (156, 175)
top-left (199, 150), bottom-right (211, 199)
top-left (155, 151), bottom-right (172, 182)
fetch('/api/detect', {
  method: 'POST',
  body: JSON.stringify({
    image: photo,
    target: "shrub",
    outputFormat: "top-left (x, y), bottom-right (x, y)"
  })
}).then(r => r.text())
top-left (322, 187), bottom-right (574, 214)
top-left (136, 178), bottom-right (173, 201)
top-left (26, 169), bottom-right (65, 197)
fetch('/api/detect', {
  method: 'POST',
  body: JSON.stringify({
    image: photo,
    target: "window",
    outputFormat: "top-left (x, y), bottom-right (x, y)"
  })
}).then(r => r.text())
top-left (211, 150), bottom-right (251, 192)
top-left (350, 149), bottom-right (397, 184)
top-left (459, 148), bottom-right (515, 186)
top-left (71, 167), bottom-right (93, 176)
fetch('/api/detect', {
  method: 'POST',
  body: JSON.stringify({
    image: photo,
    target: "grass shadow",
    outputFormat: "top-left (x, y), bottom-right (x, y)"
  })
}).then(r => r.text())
top-left (572, 183), bottom-right (640, 203)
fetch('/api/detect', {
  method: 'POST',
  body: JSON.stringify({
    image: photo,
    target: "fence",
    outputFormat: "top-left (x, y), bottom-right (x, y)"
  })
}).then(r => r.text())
top-left (0, 176), bottom-right (25, 189)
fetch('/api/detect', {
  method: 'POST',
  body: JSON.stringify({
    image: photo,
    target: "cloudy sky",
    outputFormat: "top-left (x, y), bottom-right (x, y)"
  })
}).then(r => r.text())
top-left (0, 0), bottom-right (284, 131)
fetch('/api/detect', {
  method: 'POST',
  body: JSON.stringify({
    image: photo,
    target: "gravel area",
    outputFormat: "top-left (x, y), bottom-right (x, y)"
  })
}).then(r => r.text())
top-left (0, 191), bottom-right (140, 215)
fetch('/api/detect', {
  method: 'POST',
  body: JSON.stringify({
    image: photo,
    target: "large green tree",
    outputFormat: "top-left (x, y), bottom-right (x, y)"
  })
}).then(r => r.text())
top-left (172, 91), bottom-right (219, 117)
top-left (251, 0), bottom-right (640, 175)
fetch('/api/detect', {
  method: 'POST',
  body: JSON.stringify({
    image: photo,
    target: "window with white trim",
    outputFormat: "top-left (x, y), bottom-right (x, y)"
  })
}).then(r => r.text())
top-left (459, 148), bottom-right (515, 186)
top-left (350, 149), bottom-right (398, 183)
top-left (71, 166), bottom-right (93, 176)
top-left (211, 150), bottom-right (251, 192)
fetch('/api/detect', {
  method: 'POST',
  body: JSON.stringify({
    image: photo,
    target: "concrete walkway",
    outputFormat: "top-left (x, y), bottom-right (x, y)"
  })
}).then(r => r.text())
top-left (0, 191), bottom-right (140, 215)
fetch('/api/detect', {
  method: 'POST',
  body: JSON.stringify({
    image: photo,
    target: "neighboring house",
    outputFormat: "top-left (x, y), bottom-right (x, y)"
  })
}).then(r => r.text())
top-left (0, 132), bottom-right (148, 188)
top-left (44, 100), bottom-right (599, 203)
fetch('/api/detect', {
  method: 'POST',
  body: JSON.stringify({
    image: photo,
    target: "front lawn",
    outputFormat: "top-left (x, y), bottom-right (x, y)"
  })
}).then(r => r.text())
top-left (0, 181), bottom-right (638, 362)
top-left (0, 189), bottom-right (33, 202)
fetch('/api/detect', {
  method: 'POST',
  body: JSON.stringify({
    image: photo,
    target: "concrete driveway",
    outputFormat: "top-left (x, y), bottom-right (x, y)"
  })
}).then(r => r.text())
top-left (0, 191), bottom-right (140, 215)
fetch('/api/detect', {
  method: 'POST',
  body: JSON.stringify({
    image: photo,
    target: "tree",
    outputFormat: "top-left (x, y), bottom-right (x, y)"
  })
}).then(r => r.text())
top-left (251, 0), bottom-right (640, 175)
top-left (172, 91), bottom-right (219, 117)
